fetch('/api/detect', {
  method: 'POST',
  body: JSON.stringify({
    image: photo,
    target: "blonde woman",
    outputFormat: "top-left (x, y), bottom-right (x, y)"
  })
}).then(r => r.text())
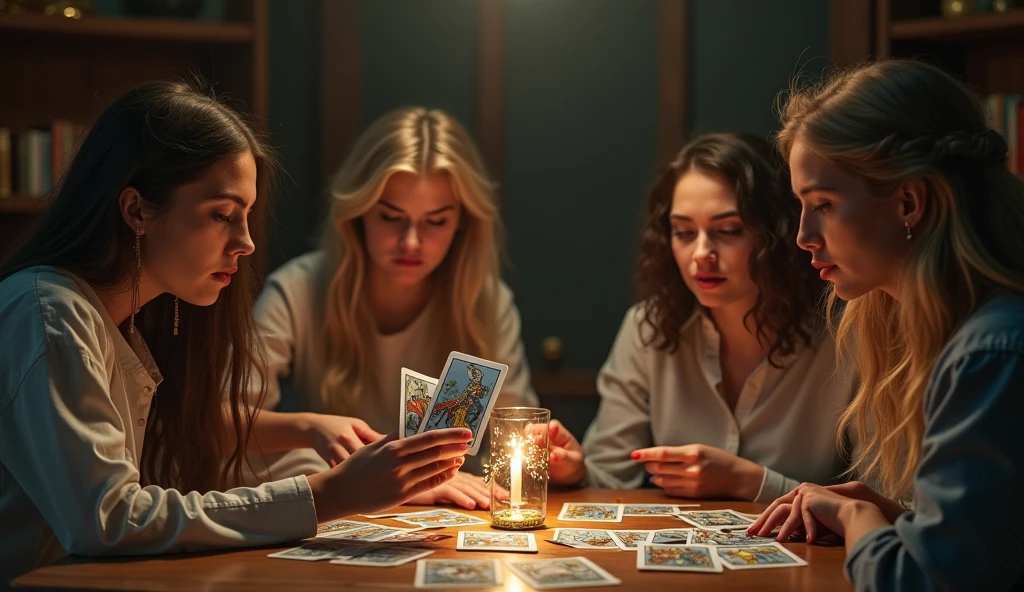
top-left (748, 60), bottom-right (1024, 590)
top-left (243, 107), bottom-right (538, 510)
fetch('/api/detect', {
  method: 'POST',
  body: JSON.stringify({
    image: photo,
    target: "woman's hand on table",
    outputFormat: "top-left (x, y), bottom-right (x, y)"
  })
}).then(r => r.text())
top-left (632, 444), bottom-right (765, 500)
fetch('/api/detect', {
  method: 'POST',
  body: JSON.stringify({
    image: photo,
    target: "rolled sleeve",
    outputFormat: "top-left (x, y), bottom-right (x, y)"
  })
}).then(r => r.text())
top-left (754, 467), bottom-right (801, 503)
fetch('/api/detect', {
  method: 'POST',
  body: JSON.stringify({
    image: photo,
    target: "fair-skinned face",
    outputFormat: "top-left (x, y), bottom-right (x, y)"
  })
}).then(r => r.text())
top-left (361, 171), bottom-right (462, 288)
top-left (670, 169), bottom-right (758, 314)
top-left (134, 151), bottom-right (257, 307)
top-left (789, 139), bottom-right (909, 300)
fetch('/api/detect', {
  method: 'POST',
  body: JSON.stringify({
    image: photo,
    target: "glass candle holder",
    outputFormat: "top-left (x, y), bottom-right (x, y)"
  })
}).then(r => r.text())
top-left (487, 407), bottom-right (550, 530)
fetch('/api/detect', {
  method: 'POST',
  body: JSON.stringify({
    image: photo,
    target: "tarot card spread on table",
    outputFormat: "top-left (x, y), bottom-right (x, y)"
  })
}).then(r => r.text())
top-left (417, 352), bottom-right (507, 455)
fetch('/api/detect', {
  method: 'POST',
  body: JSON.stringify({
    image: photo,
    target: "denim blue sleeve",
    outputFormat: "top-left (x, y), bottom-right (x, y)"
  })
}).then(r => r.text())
top-left (844, 350), bottom-right (1024, 591)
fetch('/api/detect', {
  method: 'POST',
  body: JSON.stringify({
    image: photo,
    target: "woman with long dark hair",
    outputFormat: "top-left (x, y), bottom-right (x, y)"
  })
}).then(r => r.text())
top-left (0, 80), bottom-right (469, 585)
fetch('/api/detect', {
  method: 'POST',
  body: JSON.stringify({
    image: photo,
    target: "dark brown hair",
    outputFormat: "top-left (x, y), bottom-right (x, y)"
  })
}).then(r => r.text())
top-left (635, 132), bottom-right (825, 365)
top-left (0, 78), bottom-right (276, 492)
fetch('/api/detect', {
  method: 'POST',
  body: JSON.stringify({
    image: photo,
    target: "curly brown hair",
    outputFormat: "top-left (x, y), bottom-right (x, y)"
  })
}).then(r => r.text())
top-left (635, 132), bottom-right (826, 366)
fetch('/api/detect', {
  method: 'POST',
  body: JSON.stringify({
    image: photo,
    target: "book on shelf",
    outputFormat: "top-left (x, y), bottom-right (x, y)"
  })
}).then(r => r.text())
top-left (0, 121), bottom-right (87, 200)
top-left (985, 93), bottom-right (1024, 175)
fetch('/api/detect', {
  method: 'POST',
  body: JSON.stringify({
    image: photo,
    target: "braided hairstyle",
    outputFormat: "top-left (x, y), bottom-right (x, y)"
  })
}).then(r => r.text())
top-left (776, 58), bottom-right (1024, 498)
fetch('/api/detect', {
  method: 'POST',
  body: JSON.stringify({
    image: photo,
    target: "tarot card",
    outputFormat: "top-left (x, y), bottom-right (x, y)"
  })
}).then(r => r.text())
top-left (677, 509), bottom-right (755, 530)
top-left (414, 558), bottom-right (503, 589)
top-left (400, 367), bottom-right (438, 439)
top-left (393, 509), bottom-right (488, 528)
top-left (375, 531), bottom-right (453, 544)
top-left (417, 351), bottom-right (508, 455)
top-left (316, 519), bottom-right (374, 536)
top-left (646, 529), bottom-right (694, 544)
top-left (556, 503), bottom-right (624, 522)
top-left (550, 528), bottom-right (620, 550)
top-left (636, 543), bottom-right (723, 573)
top-left (716, 542), bottom-right (808, 570)
top-left (325, 524), bottom-right (406, 542)
top-left (504, 557), bottom-right (622, 590)
top-left (689, 528), bottom-right (777, 547)
top-left (607, 530), bottom-right (653, 550)
top-left (456, 531), bottom-right (538, 553)
top-left (330, 545), bottom-right (434, 567)
top-left (622, 504), bottom-right (690, 516)
top-left (267, 542), bottom-right (352, 561)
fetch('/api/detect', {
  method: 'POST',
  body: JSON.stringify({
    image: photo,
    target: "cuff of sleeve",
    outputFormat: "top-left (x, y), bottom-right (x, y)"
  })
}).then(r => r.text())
top-left (265, 475), bottom-right (319, 541)
top-left (753, 467), bottom-right (798, 503)
top-left (843, 524), bottom-right (895, 581)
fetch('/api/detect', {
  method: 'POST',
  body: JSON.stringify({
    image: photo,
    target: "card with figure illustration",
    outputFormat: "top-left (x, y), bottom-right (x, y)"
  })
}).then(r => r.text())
top-left (716, 542), bottom-right (808, 570)
top-left (607, 530), bottom-right (653, 550)
top-left (267, 542), bottom-right (356, 561)
top-left (457, 531), bottom-right (538, 553)
top-left (646, 529), bottom-right (694, 545)
top-left (550, 528), bottom-right (620, 550)
top-left (504, 557), bottom-right (622, 590)
top-left (677, 509), bottom-right (755, 530)
top-left (400, 367), bottom-right (438, 438)
top-left (416, 352), bottom-right (507, 455)
top-left (622, 503), bottom-right (696, 516)
top-left (689, 528), bottom-right (776, 547)
top-left (324, 524), bottom-right (407, 542)
top-left (414, 558), bottom-right (503, 589)
top-left (557, 503), bottom-right (624, 522)
top-left (393, 509), bottom-right (489, 528)
top-left (636, 543), bottom-right (723, 573)
top-left (330, 545), bottom-right (434, 567)
top-left (316, 519), bottom-right (375, 537)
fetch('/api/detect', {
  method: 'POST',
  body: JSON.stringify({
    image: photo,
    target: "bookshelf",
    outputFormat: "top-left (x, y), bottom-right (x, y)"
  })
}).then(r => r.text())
top-left (0, 0), bottom-right (268, 260)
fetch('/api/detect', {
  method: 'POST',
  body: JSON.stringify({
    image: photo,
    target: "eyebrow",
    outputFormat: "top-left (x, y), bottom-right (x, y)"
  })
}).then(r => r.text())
top-left (669, 210), bottom-right (741, 222)
top-left (379, 200), bottom-right (456, 216)
top-left (207, 193), bottom-right (252, 210)
top-left (796, 183), bottom-right (838, 197)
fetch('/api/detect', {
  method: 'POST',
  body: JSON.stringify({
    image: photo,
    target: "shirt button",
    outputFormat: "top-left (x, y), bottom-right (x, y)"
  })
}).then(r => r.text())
top-left (138, 419), bottom-right (145, 426)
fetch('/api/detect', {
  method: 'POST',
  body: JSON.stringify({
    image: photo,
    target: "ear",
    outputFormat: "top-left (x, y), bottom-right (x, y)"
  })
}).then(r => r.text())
top-left (118, 186), bottom-right (147, 234)
top-left (897, 178), bottom-right (928, 230)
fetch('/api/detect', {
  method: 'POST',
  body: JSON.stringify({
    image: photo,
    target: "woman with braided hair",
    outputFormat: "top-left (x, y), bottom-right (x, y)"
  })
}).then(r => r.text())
top-left (748, 59), bottom-right (1024, 590)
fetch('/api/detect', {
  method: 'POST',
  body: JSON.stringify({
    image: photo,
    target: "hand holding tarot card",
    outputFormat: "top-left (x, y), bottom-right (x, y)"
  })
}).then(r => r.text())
top-left (414, 352), bottom-right (507, 456)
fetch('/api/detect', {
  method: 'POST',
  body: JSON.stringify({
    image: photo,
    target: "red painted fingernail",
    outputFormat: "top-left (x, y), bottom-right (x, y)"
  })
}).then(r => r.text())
top-left (630, 452), bottom-right (640, 460)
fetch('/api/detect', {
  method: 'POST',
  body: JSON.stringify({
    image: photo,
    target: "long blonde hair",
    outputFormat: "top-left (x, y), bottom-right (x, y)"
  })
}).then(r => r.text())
top-left (319, 107), bottom-right (503, 413)
top-left (776, 60), bottom-right (1024, 498)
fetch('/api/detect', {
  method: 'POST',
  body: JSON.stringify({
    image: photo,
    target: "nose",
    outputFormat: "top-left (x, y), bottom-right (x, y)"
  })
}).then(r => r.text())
top-left (401, 221), bottom-right (421, 253)
top-left (796, 210), bottom-right (821, 253)
top-left (693, 232), bottom-right (717, 266)
top-left (228, 220), bottom-right (255, 257)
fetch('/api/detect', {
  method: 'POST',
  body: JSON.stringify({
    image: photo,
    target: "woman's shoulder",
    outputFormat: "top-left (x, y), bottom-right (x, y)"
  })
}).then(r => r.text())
top-left (265, 251), bottom-right (328, 287)
top-left (0, 266), bottom-right (109, 366)
top-left (945, 291), bottom-right (1024, 358)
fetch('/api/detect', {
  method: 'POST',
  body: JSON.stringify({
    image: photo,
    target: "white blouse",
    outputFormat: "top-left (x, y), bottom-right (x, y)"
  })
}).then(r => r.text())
top-left (581, 305), bottom-right (857, 502)
top-left (0, 267), bottom-right (317, 586)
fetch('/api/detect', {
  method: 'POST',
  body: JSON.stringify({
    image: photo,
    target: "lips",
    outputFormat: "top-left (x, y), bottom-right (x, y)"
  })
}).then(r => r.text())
top-left (812, 261), bottom-right (837, 280)
top-left (694, 274), bottom-right (726, 290)
top-left (393, 258), bottom-right (424, 268)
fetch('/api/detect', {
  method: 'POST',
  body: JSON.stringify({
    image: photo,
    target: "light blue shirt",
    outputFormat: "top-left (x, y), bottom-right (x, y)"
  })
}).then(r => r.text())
top-left (845, 291), bottom-right (1024, 591)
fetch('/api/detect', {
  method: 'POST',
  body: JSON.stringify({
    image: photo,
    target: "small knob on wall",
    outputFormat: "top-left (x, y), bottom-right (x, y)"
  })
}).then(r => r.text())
top-left (541, 336), bottom-right (563, 371)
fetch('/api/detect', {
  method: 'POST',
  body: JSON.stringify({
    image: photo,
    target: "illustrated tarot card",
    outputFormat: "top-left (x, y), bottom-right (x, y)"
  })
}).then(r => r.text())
top-left (400, 367), bottom-right (438, 438)
top-left (716, 542), bottom-right (808, 570)
top-left (504, 557), bottom-right (622, 590)
top-left (636, 543), bottom-right (723, 573)
top-left (456, 531), bottom-right (538, 553)
top-left (556, 503), bottom-right (624, 522)
top-left (417, 352), bottom-right (507, 456)
top-left (414, 558), bottom-right (503, 589)
top-left (677, 509), bottom-right (755, 530)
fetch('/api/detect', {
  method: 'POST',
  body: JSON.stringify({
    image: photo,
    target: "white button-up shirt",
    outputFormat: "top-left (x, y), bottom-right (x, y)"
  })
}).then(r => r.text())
top-left (582, 305), bottom-right (857, 502)
top-left (0, 267), bottom-right (317, 588)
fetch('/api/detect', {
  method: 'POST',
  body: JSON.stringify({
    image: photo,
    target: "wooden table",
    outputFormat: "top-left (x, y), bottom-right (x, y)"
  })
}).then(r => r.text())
top-left (14, 489), bottom-right (852, 591)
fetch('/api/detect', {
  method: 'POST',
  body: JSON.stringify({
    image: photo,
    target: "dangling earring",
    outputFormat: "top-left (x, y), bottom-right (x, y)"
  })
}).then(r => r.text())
top-left (905, 220), bottom-right (913, 241)
top-left (130, 228), bottom-right (142, 334)
top-left (173, 297), bottom-right (179, 335)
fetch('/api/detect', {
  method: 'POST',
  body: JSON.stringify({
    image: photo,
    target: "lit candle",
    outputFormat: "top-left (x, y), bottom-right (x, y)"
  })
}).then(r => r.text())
top-left (510, 448), bottom-right (523, 507)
